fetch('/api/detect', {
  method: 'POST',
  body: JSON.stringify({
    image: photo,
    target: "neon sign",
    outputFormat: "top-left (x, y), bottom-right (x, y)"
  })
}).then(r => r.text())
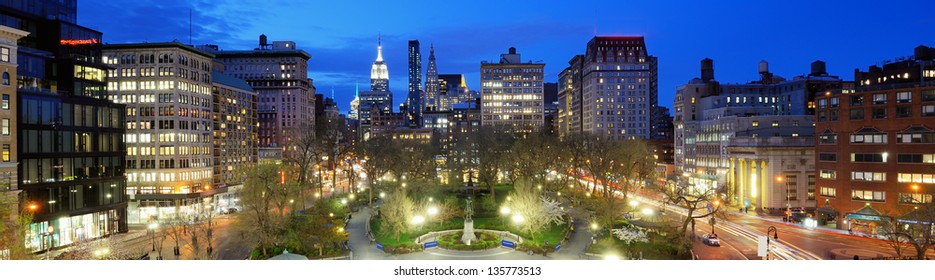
top-left (60, 38), bottom-right (99, 46)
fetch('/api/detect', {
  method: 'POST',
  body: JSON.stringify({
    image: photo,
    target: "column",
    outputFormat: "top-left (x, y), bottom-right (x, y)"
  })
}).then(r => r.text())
top-left (737, 159), bottom-right (746, 208)
top-left (750, 159), bottom-right (758, 209)
top-left (760, 160), bottom-right (769, 210)
top-left (728, 158), bottom-right (736, 205)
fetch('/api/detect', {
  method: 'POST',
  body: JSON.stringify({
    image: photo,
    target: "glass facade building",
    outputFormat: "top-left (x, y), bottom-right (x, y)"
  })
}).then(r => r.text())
top-left (3, 5), bottom-right (128, 250)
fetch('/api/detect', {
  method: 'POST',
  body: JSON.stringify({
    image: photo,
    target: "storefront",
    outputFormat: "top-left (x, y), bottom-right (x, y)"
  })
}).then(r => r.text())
top-left (25, 209), bottom-right (120, 252)
top-left (845, 206), bottom-right (889, 235)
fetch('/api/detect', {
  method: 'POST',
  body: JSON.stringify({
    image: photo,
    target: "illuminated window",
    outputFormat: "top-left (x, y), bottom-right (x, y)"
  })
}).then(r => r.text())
top-left (851, 190), bottom-right (885, 202)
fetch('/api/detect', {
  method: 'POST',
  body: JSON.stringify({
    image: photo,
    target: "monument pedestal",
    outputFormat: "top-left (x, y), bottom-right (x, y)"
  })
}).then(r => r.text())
top-left (461, 218), bottom-right (477, 245)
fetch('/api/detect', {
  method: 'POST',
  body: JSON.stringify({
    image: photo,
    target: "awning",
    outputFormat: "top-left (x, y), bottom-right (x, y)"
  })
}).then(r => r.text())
top-left (845, 205), bottom-right (889, 222)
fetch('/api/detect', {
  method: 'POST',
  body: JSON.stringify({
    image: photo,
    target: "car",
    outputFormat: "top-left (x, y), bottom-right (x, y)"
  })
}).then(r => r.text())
top-left (702, 234), bottom-right (720, 246)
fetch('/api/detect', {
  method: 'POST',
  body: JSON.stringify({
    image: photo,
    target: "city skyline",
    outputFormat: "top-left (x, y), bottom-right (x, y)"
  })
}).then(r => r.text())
top-left (78, 0), bottom-right (935, 114)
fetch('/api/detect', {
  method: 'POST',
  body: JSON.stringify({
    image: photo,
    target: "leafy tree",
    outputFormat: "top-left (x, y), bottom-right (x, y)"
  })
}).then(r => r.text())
top-left (503, 180), bottom-right (565, 240)
top-left (0, 192), bottom-right (33, 260)
top-left (380, 188), bottom-right (414, 242)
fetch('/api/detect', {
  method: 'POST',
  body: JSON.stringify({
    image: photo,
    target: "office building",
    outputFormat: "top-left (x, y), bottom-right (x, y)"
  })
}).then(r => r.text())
top-left (480, 47), bottom-right (544, 133)
top-left (407, 40), bottom-right (422, 127)
top-left (103, 43), bottom-right (215, 224)
top-left (559, 36), bottom-right (657, 140)
top-left (205, 35), bottom-right (314, 161)
top-left (211, 71), bottom-right (257, 189)
top-left (359, 38), bottom-right (393, 140)
top-left (815, 46), bottom-right (935, 231)
top-left (424, 44), bottom-right (440, 112)
top-left (5, 0), bottom-right (128, 251)
top-left (675, 58), bottom-right (843, 211)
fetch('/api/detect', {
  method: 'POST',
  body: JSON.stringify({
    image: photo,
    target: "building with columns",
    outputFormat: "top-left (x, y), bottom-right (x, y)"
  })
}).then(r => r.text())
top-left (726, 136), bottom-right (816, 211)
top-left (674, 58), bottom-right (843, 210)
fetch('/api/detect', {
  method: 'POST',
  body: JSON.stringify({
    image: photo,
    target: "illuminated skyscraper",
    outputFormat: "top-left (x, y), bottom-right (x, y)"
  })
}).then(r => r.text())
top-left (407, 40), bottom-right (422, 127)
top-left (370, 36), bottom-right (389, 92)
top-left (424, 44), bottom-right (440, 113)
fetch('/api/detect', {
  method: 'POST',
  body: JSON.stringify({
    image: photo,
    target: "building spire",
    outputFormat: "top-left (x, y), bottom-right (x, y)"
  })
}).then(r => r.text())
top-left (376, 34), bottom-right (384, 62)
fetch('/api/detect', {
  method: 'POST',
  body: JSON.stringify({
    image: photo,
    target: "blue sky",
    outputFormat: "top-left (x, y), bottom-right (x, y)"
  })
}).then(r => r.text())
top-left (80, 0), bottom-right (935, 114)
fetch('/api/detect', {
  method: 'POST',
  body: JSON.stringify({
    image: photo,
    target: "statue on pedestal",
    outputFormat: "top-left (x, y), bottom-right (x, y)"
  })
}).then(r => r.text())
top-left (461, 198), bottom-right (477, 245)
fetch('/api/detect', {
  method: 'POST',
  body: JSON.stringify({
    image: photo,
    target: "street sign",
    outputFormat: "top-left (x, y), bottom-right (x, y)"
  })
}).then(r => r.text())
top-left (554, 243), bottom-right (561, 251)
top-left (756, 236), bottom-right (768, 257)
top-left (376, 242), bottom-right (384, 251)
top-left (501, 240), bottom-right (515, 249)
top-left (424, 241), bottom-right (438, 249)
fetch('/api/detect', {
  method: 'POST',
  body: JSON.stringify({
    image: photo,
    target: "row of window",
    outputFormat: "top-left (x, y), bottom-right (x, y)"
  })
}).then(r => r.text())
top-left (820, 128), bottom-right (935, 144)
top-left (819, 187), bottom-right (933, 204)
top-left (818, 90), bottom-right (935, 109)
top-left (818, 105), bottom-right (934, 121)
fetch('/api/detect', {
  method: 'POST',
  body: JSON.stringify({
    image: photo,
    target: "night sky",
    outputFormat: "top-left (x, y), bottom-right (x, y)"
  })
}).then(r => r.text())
top-left (79, 0), bottom-right (935, 114)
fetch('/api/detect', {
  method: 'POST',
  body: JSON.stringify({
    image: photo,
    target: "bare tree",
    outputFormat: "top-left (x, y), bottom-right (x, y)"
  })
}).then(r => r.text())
top-left (164, 215), bottom-right (188, 257)
top-left (357, 135), bottom-right (396, 205)
top-left (475, 126), bottom-right (514, 200)
top-left (234, 163), bottom-right (287, 257)
top-left (879, 198), bottom-right (935, 259)
top-left (658, 177), bottom-right (721, 239)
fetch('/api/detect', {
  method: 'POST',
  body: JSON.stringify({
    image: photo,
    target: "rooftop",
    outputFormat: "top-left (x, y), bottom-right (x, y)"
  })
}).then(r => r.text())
top-left (212, 71), bottom-right (254, 92)
top-left (103, 42), bottom-right (215, 58)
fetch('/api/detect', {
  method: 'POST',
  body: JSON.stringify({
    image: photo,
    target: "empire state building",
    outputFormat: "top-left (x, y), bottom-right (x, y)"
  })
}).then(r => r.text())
top-left (370, 36), bottom-right (390, 91)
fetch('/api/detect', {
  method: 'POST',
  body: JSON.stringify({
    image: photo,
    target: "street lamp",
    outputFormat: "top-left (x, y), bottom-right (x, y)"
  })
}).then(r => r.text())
top-left (511, 214), bottom-right (524, 224)
top-left (765, 226), bottom-right (779, 260)
top-left (148, 222), bottom-right (159, 251)
top-left (44, 225), bottom-right (54, 260)
top-left (777, 176), bottom-right (791, 222)
top-left (427, 206), bottom-right (438, 216)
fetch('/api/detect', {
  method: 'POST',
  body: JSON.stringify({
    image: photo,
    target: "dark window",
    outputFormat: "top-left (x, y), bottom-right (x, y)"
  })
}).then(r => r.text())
top-left (849, 108), bottom-right (864, 120)
top-left (923, 90), bottom-right (935, 102)
top-left (872, 107), bottom-right (886, 119)
top-left (851, 95), bottom-right (864, 106)
top-left (830, 110), bottom-right (838, 121)
top-left (897, 154), bottom-right (924, 163)
top-left (896, 106), bottom-right (912, 118)
top-left (1, 72), bottom-right (8, 85)
top-left (818, 111), bottom-right (827, 122)
top-left (1, 94), bottom-right (7, 110)
top-left (819, 153), bottom-right (837, 162)
top-left (851, 153), bottom-right (886, 163)
top-left (820, 132), bottom-right (837, 144)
